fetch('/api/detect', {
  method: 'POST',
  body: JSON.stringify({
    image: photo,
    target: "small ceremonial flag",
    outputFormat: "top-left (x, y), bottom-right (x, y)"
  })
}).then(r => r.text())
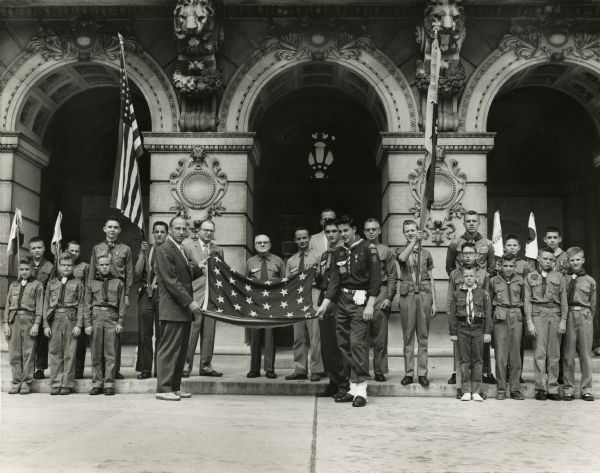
top-left (51, 211), bottom-right (63, 257)
top-left (492, 211), bottom-right (503, 257)
top-left (6, 208), bottom-right (23, 256)
top-left (525, 212), bottom-right (538, 259)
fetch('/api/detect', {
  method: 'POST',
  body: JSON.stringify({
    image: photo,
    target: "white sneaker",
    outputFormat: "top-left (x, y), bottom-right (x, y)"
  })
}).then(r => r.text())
top-left (175, 390), bottom-right (192, 398)
top-left (461, 392), bottom-right (472, 401)
top-left (156, 392), bottom-right (181, 401)
top-left (472, 393), bottom-right (484, 402)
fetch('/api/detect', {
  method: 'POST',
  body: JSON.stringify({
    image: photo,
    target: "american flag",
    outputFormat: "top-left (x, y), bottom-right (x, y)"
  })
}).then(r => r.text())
top-left (202, 256), bottom-right (319, 328)
top-left (110, 32), bottom-right (146, 237)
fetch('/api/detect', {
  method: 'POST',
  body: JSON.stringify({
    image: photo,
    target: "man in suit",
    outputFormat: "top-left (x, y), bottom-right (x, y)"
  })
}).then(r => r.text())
top-left (309, 209), bottom-right (336, 258)
top-left (182, 219), bottom-right (224, 377)
top-left (155, 216), bottom-right (202, 401)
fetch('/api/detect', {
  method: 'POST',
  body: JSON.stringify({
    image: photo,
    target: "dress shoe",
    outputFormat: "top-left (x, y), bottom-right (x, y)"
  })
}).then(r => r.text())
top-left (20, 384), bottom-right (31, 395)
top-left (310, 373), bottom-right (321, 382)
top-left (460, 392), bottom-right (472, 401)
top-left (246, 371), bottom-right (260, 378)
top-left (199, 370), bottom-right (223, 377)
top-left (334, 392), bottom-right (354, 403)
top-left (482, 373), bottom-right (496, 384)
top-left (182, 370), bottom-right (190, 378)
top-left (448, 372), bottom-right (456, 385)
top-left (472, 393), bottom-right (484, 402)
top-left (114, 372), bottom-right (124, 380)
top-left (317, 384), bottom-right (338, 397)
top-left (89, 387), bottom-right (103, 395)
top-left (104, 387), bottom-right (115, 396)
top-left (8, 385), bottom-right (20, 394)
top-left (495, 392), bottom-right (506, 400)
top-left (594, 347), bottom-right (600, 356)
top-left (562, 394), bottom-right (574, 401)
top-left (156, 392), bottom-right (180, 401)
top-left (547, 393), bottom-right (561, 401)
top-left (510, 391), bottom-right (524, 400)
top-left (374, 373), bottom-right (386, 382)
top-left (137, 371), bottom-right (151, 380)
top-left (285, 373), bottom-right (308, 381)
top-left (50, 387), bottom-right (61, 395)
top-left (400, 376), bottom-right (413, 386)
top-left (34, 369), bottom-right (45, 380)
top-left (535, 390), bottom-right (547, 401)
top-left (582, 393), bottom-right (594, 401)
top-left (75, 372), bottom-right (84, 380)
top-left (175, 390), bottom-right (192, 398)
top-left (352, 395), bottom-right (367, 407)
top-left (59, 388), bottom-right (71, 395)
top-left (265, 371), bottom-right (277, 379)
top-left (418, 376), bottom-right (430, 388)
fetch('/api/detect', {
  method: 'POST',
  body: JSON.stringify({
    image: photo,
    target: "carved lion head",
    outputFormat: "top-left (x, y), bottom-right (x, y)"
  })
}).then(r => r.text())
top-left (424, 0), bottom-right (465, 56)
top-left (174, 0), bottom-right (215, 39)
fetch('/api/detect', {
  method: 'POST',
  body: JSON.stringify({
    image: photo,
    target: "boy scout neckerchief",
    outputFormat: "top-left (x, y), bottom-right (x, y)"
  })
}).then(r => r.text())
top-left (17, 277), bottom-right (34, 309)
top-left (58, 275), bottom-right (74, 304)
top-left (97, 275), bottom-right (114, 302)
top-left (460, 283), bottom-right (478, 325)
top-left (568, 269), bottom-right (587, 304)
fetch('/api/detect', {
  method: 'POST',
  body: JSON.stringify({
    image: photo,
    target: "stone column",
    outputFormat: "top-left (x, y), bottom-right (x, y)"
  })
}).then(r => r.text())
top-left (143, 132), bottom-right (256, 353)
top-left (378, 132), bottom-right (494, 355)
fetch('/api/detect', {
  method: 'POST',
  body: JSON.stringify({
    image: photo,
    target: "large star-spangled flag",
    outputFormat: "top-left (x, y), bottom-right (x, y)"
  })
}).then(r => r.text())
top-left (202, 256), bottom-right (318, 328)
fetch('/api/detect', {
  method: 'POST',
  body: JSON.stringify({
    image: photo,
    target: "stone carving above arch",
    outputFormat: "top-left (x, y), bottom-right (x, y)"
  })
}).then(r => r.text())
top-left (218, 23), bottom-right (418, 133)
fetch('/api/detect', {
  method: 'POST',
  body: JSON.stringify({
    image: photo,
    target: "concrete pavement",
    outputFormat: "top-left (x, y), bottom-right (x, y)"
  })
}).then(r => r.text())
top-left (2, 393), bottom-right (600, 473)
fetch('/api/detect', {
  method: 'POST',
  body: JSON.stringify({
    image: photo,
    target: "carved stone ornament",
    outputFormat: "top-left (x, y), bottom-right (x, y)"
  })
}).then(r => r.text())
top-left (169, 146), bottom-right (228, 225)
top-left (424, 219), bottom-right (457, 247)
top-left (500, 6), bottom-right (600, 61)
top-left (408, 147), bottom-right (467, 217)
top-left (27, 19), bottom-right (140, 62)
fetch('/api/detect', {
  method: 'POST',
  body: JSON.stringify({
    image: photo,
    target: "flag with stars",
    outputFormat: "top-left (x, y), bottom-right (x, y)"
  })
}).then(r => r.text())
top-left (202, 256), bottom-right (318, 328)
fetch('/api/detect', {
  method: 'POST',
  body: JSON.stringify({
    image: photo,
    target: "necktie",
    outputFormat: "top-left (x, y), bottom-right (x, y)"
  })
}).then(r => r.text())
top-left (17, 279), bottom-right (27, 309)
top-left (298, 253), bottom-right (305, 273)
top-left (466, 287), bottom-right (474, 325)
top-left (58, 277), bottom-right (67, 304)
top-left (102, 277), bottom-right (109, 303)
top-left (409, 251), bottom-right (418, 283)
top-left (148, 247), bottom-right (157, 298)
top-left (568, 270), bottom-right (586, 304)
top-left (541, 271), bottom-right (548, 296)
top-left (202, 243), bottom-right (209, 258)
top-left (260, 256), bottom-right (268, 281)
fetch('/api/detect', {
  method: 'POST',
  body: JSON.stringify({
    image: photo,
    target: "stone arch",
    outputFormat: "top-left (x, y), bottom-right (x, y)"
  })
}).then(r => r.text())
top-left (0, 49), bottom-right (179, 142)
top-left (459, 45), bottom-right (600, 136)
top-left (218, 38), bottom-right (418, 133)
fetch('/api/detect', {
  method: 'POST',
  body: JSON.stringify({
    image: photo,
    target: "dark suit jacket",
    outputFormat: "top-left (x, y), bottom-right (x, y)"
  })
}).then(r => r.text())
top-left (156, 238), bottom-right (201, 322)
top-left (183, 239), bottom-right (225, 304)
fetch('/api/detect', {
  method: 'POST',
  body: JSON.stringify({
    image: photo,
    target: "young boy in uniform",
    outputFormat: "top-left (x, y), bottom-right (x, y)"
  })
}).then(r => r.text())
top-left (43, 253), bottom-right (85, 395)
top-left (562, 247), bottom-right (596, 401)
top-left (85, 254), bottom-right (126, 395)
top-left (448, 265), bottom-right (492, 401)
top-left (524, 247), bottom-right (568, 401)
top-left (489, 254), bottom-right (525, 400)
top-left (543, 227), bottom-right (569, 275)
top-left (3, 258), bottom-right (44, 394)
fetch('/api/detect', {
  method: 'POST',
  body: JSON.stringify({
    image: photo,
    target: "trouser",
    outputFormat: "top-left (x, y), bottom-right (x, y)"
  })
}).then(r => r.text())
top-left (563, 308), bottom-right (594, 396)
top-left (35, 329), bottom-right (48, 371)
top-left (370, 286), bottom-right (391, 375)
top-left (483, 340), bottom-right (492, 374)
top-left (8, 313), bottom-right (37, 387)
top-left (593, 305), bottom-right (600, 350)
top-left (74, 331), bottom-right (88, 376)
top-left (318, 303), bottom-right (348, 390)
top-left (91, 310), bottom-right (118, 389)
top-left (399, 290), bottom-right (432, 377)
top-left (531, 306), bottom-right (561, 394)
top-left (453, 341), bottom-right (462, 387)
top-left (48, 311), bottom-right (79, 390)
top-left (336, 292), bottom-right (370, 384)
top-left (457, 321), bottom-right (484, 394)
top-left (494, 309), bottom-right (523, 394)
top-left (185, 311), bottom-right (216, 374)
top-left (156, 320), bottom-right (191, 393)
top-left (136, 291), bottom-right (161, 375)
top-left (250, 328), bottom-right (276, 372)
top-left (519, 320), bottom-right (528, 379)
top-left (292, 318), bottom-right (323, 375)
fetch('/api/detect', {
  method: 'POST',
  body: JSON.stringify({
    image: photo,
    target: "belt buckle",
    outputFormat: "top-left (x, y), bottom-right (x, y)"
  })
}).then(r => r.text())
top-left (572, 306), bottom-right (581, 311)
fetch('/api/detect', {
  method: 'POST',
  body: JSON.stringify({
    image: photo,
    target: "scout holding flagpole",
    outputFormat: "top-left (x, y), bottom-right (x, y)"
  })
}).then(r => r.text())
top-left (7, 208), bottom-right (23, 266)
top-left (50, 211), bottom-right (63, 276)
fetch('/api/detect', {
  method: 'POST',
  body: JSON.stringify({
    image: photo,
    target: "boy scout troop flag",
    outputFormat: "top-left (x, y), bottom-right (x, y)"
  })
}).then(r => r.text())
top-left (492, 211), bottom-right (503, 257)
top-left (202, 256), bottom-right (318, 328)
top-left (525, 212), bottom-right (538, 259)
top-left (110, 33), bottom-right (146, 237)
top-left (6, 208), bottom-right (23, 257)
top-left (50, 211), bottom-right (63, 257)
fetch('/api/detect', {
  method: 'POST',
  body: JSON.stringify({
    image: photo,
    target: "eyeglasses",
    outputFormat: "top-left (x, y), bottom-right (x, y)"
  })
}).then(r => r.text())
top-left (256, 241), bottom-right (270, 245)
top-left (200, 228), bottom-right (214, 233)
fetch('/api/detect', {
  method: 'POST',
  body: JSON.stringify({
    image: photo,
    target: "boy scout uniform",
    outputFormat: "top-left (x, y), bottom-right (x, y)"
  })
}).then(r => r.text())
top-left (72, 261), bottom-right (90, 377)
top-left (445, 232), bottom-right (495, 275)
top-left (397, 246), bottom-right (434, 379)
top-left (3, 278), bottom-right (44, 391)
top-left (285, 249), bottom-right (323, 377)
top-left (448, 284), bottom-right (492, 395)
top-left (524, 269), bottom-right (568, 395)
top-left (84, 275), bottom-right (126, 390)
top-left (44, 276), bottom-right (85, 391)
top-left (489, 274), bottom-right (524, 395)
top-left (246, 253), bottom-right (284, 374)
top-left (562, 271), bottom-right (597, 397)
top-left (325, 238), bottom-right (381, 390)
top-left (136, 245), bottom-right (160, 377)
top-left (370, 244), bottom-right (397, 376)
top-left (316, 247), bottom-right (348, 391)
top-left (33, 258), bottom-right (54, 374)
top-left (553, 249), bottom-right (570, 275)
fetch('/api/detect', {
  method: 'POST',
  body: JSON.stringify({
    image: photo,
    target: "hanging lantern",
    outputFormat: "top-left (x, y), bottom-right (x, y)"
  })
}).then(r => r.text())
top-left (308, 132), bottom-right (335, 179)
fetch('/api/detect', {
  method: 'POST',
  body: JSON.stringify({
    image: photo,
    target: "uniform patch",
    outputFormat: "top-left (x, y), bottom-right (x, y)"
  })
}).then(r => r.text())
top-left (531, 274), bottom-right (539, 280)
top-left (493, 276), bottom-right (502, 285)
